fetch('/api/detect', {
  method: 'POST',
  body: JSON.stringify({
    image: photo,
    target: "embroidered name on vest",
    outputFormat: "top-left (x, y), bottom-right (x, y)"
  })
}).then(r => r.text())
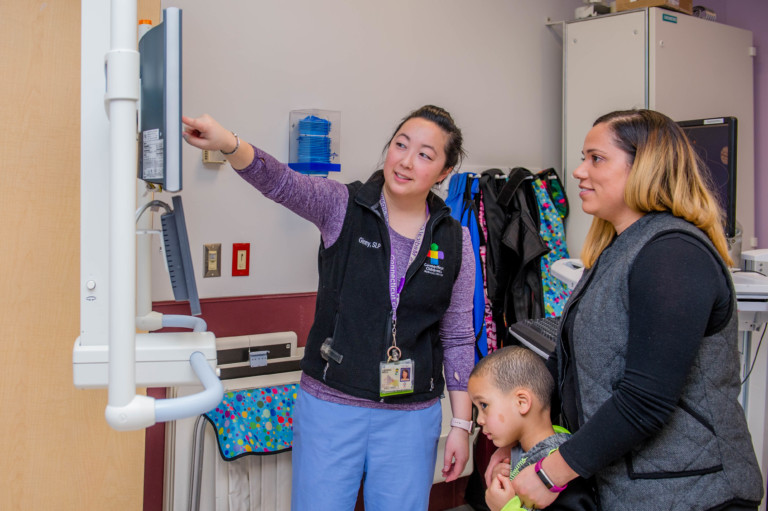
top-left (358, 237), bottom-right (382, 249)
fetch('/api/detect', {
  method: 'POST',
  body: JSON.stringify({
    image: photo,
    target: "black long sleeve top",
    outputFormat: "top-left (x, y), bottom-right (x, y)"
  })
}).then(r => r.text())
top-left (551, 232), bottom-right (732, 478)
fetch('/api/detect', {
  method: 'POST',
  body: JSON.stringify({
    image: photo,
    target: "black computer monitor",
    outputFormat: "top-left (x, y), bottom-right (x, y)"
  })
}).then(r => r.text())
top-left (139, 7), bottom-right (182, 192)
top-left (161, 196), bottom-right (201, 316)
top-left (139, 8), bottom-right (199, 315)
top-left (678, 117), bottom-right (738, 239)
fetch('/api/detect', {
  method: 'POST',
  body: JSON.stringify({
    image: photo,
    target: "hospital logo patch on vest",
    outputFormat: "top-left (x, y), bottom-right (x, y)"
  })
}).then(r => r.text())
top-left (427, 243), bottom-right (444, 264)
top-left (423, 243), bottom-right (445, 277)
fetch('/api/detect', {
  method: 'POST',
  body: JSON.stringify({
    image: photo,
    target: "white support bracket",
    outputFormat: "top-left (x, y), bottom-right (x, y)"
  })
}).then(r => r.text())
top-left (76, 0), bottom-right (223, 431)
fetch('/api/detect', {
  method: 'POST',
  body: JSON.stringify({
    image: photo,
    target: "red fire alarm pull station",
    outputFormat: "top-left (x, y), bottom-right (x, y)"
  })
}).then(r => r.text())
top-left (232, 243), bottom-right (250, 276)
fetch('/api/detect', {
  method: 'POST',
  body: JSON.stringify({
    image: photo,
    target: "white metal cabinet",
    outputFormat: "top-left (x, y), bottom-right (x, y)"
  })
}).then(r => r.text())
top-left (563, 7), bottom-right (754, 256)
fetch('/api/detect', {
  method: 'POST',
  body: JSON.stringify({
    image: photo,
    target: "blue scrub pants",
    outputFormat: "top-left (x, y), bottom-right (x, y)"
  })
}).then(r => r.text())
top-left (291, 388), bottom-right (442, 511)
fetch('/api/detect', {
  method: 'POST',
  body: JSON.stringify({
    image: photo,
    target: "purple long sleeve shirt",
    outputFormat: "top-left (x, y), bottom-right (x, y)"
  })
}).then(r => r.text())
top-left (236, 146), bottom-right (475, 410)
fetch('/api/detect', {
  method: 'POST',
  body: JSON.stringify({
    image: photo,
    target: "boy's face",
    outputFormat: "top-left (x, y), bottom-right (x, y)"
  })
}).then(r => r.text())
top-left (468, 373), bottom-right (525, 448)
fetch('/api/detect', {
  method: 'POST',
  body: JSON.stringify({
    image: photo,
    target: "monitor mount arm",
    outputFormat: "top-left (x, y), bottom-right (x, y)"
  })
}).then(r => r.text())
top-left (74, 0), bottom-right (222, 431)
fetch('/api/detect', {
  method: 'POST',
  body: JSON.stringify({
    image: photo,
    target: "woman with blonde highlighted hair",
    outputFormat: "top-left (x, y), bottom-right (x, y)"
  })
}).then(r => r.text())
top-left (581, 109), bottom-right (732, 268)
top-left (488, 109), bottom-right (763, 510)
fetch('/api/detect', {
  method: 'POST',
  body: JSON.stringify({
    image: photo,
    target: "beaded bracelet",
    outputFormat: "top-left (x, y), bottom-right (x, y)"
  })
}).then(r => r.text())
top-left (221, 132), bottom-right (240, 155)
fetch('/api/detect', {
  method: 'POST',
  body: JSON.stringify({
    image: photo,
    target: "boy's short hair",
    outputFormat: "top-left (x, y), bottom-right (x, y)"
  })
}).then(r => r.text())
top-left (470, 346), bottom-right (554, 409)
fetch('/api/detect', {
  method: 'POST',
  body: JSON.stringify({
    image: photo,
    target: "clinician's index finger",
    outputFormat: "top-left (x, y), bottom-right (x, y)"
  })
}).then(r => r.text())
top-left (181, 114), bottom-right (204, 131)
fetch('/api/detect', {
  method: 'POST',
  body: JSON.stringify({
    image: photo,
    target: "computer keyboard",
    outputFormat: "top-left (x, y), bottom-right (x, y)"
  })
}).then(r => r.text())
top-left (508, 316), bottom-right (561, 359)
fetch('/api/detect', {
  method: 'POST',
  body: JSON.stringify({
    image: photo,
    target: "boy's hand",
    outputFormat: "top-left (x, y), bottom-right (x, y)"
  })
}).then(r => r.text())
top-left (486, 472), bottom-right (516, 511)
top-left (490, 458), bottom-right (511, 482)
top-left (485, 445), bottom-right (513, 487)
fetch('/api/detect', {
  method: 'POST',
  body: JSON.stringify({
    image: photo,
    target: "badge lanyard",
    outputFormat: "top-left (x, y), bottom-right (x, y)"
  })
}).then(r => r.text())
top-left (378, 194), bottom-right (428, 396)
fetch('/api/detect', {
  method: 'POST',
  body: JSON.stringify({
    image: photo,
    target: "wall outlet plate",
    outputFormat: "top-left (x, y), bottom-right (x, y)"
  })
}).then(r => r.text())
top-left (232, 243), bottom-right (250, 276)
top-left (202, 149), bottom-right (226, 164)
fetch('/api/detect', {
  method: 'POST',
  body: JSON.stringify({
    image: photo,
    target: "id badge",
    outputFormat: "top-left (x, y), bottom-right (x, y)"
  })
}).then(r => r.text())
top-left (379, 359), bottom-right (415, 397)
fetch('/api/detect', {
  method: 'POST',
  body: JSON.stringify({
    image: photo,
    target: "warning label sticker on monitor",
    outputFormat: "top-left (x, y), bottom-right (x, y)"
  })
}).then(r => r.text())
top-left (142, 129), bottom-right (164, 180)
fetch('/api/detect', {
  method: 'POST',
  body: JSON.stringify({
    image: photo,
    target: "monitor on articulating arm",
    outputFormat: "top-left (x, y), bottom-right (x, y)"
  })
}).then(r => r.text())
top-left (138, 7), bottom-right (182, 192)
top-left (161, 195), bottom-right (201, 316)
top-left (677, 117), bottom-right (738, 240)
top-left (138, 8), bottom-right (200, 316)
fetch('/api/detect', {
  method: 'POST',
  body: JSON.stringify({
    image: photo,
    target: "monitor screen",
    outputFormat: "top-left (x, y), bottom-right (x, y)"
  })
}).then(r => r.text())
top-left (678, 117), bottom-right (738, 239)
top-left (138, 7), bottom-right (182, 192)
top-left (161, 195), bottom-right (201, 316)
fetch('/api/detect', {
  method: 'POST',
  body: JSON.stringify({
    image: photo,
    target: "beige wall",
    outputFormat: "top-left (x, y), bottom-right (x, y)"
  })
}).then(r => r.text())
top-left (0, 1), bottom-right (158, 509)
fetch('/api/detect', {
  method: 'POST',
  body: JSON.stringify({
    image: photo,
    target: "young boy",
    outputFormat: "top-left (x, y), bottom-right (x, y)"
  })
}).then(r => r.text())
top-left (468, 346), bottom-right (596, 511)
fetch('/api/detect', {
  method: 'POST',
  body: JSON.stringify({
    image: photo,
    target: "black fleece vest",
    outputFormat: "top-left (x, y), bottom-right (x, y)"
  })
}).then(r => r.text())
top-left (300, 171), bottom-right (463, 403)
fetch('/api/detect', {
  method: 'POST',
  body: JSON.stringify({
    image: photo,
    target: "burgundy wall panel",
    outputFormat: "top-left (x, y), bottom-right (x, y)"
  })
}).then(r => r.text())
top-left (153, 292), bottom-right (317, 345)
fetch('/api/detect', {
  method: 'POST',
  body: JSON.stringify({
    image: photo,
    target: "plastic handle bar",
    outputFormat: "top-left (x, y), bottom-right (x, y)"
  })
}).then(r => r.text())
top-left (154, 351), bottom-right (223, 422)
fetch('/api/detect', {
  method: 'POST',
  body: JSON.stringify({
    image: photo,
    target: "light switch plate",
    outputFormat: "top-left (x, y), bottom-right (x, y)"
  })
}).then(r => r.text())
top-left (203, 243), bottom-right (221, 277)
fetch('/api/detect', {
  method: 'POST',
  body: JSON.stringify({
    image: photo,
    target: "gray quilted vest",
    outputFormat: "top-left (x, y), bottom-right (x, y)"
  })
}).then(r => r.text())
top-left (562, 212), bottom-right (763, 510)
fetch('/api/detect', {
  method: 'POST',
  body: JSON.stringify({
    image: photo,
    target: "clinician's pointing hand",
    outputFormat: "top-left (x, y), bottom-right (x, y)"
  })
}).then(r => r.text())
top-left (182, 114), bottom-right (254, 170)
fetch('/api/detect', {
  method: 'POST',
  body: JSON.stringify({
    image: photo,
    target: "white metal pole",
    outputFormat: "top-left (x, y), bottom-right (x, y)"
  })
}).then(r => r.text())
top-left (107, 0), bottom-right (139, 410)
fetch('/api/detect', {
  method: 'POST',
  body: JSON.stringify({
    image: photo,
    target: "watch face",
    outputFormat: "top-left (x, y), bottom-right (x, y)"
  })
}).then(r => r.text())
top-left (536, 465), bottom-right (554, 489)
